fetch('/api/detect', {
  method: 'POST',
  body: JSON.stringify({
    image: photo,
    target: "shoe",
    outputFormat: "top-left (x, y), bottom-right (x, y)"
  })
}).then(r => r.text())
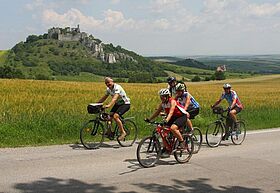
top-left (160, 148), bottom-right (170, 158)
top-left (222, 133), bottom-right (229, 140)
top-left (105, 132), bottom-right (114, 140)
top-left (177, 141), bottom-right (185, 150)
top-left (117, 132), bottom-right (126, 141)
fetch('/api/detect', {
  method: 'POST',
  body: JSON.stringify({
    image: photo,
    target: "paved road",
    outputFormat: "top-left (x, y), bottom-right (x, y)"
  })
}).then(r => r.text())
top-left (0, 128), bottom-right (280, 193)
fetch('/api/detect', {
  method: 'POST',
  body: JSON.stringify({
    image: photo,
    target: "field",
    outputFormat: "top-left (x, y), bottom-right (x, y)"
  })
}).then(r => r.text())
top-left (0, 75), bottom-right (280, 147)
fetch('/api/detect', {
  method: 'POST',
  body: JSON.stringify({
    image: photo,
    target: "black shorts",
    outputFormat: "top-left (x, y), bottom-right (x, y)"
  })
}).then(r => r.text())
top-left (110, 104), bottom-right (130, 116)
top-left (233, 106), bottom-right (242, 114)
top-left (187, 108), bottom-right (199, 119)
top-left (166, 115), bottom-right (187, 128)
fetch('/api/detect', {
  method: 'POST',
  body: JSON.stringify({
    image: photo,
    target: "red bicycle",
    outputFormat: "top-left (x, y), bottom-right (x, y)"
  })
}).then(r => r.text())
top-left (136, 120), bottom-right (194, 168)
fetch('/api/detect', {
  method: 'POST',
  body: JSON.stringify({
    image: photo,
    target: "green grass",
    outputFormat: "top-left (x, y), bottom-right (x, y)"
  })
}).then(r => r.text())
top-left (0, 75), bottom-right (279, 147)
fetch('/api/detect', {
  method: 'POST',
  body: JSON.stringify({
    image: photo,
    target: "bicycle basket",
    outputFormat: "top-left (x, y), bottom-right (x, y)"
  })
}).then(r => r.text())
top-left (212, 106), bottom-right (224, 114)
top-left (87, 103), bottom-right (103, 114)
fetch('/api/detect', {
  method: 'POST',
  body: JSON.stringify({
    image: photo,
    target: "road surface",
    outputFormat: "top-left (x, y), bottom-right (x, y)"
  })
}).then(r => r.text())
top-left (0, 128), bottom-right (280, 193)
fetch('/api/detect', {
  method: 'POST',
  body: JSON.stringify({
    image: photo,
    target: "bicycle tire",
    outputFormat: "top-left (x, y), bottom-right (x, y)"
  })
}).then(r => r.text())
top-left (80, 120), bottom-right (105, 149)
top-left (137, 136), bottom-right (161, 168)
top-left (206, 122), bottom-right (223, 148)
top-left (174, 134), bottom-right (194, 163)
top-left (192, 127), bottom-right (203, 154)
top-left (117, 119), bottom-right (138, 147)
top-left (231, 120), bottom-right (246, 145)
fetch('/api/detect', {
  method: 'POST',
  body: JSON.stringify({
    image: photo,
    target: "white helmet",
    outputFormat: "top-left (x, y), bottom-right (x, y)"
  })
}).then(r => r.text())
top-left (159, 88), bottom-right (170, 96)
top-left (223, 83), bottom-right (231, 89)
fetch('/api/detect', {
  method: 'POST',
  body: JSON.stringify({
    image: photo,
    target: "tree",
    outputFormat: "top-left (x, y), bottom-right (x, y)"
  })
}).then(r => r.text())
top-left (212, 71), bottom-right (226, 80)
top-left (0, 65), bottom-right (25, 79)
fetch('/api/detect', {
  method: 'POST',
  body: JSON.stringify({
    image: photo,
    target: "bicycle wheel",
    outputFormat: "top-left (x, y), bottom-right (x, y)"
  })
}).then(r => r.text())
top-left (174, 134), bottom-right (194, 163)
top-left (206, 122), bottom-right (223, 148)
top-left (137, 136), bottom-right (161, 168)
top-left (80, 120), bottom-right (105, 149)
top-left (231, 121), bottom-right (246, 145)
top-left (117, 119), bottom-right (138, 147)
top-left (192, 127), bottom-right (203, 154)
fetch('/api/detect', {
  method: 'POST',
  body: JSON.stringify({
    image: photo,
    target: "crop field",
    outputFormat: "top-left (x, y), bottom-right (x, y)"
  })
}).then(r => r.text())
top-left (0, 75), bottom-right (280, 147)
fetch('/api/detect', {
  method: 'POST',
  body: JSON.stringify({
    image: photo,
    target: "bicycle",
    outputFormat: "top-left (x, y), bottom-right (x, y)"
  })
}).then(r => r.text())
top-left (186, 126), bottom-right (202, 154)
top-left (136, 120), bottom-right (194, 168)
top-left (80, 103), bottom-right (138, 149)
top-left (206, 106), bottom-right (246, 148)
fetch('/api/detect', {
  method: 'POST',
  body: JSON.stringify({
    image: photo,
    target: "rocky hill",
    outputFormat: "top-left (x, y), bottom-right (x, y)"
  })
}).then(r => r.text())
top-left (3, 25), bottom-right (168, 82)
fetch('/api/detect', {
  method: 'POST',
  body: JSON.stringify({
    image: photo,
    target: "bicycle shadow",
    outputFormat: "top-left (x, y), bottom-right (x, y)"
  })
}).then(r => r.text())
top-left (120, 157), bottom-right (181, 175)
top-left (69, 141), bottom-right (130, 150)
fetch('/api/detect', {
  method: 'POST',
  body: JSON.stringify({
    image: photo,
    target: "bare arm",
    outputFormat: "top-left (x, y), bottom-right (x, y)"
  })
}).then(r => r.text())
top-left (229, 98), bottom-right (237, 110)
top-left (98, 95), bottom-right (108, 103)
top-left (105, 94), bottom-right (119, 108)
top-left (212, 99), bottom-right (222, 108)
top-left (184, 95), bottom-right (191, 111)
top-left (148, 103), bottom-right (162, 121)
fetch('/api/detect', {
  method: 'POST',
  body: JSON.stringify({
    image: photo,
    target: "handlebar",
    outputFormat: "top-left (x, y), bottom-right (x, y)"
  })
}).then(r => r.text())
top-left (144, 119), bottom-right (164, 126)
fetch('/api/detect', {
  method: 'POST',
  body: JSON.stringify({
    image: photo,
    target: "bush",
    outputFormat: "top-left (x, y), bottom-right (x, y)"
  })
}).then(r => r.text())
top-left (0, 65), bottom-right (25, 79)
top-left (191, 75), bottom-right (201, 82)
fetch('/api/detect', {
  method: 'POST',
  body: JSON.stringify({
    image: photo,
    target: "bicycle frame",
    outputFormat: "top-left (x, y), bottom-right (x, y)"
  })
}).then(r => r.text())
top-left (155, 124), bottom-right (177, 154)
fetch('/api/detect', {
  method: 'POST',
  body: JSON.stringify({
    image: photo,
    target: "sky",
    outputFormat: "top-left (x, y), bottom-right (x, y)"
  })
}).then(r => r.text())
top-left (1, 0), bottom-right (280, 56)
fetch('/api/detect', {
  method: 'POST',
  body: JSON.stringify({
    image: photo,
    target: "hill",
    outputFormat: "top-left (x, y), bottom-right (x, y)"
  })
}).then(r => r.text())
top-left (1, 26), bottom-right (170, 82)
top-left (193, 55), bottom-right (280, 74)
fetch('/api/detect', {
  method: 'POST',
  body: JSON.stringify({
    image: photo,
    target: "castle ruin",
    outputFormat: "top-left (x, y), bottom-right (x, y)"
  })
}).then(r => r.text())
top-left (47, 25), bottom-right (135, 64)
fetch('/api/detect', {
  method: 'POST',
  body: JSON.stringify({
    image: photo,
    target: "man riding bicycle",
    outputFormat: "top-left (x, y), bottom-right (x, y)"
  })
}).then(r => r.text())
top-left (145, 88), bottom-right (188, 156)
top-left (175, 83), bottom-right (200, 133)
top-left (98, 77), bottom-right (130, 141)
top-left (211, 83), bottom-right (243, 140)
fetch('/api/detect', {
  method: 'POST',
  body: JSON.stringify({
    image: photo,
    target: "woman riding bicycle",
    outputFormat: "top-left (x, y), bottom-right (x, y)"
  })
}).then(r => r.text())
top-left (175, 83), bottom-right (200, 133)
top-left (98, 77), bottom-right (130, 141)
top-left (145, 88), bottom-right (189, 154)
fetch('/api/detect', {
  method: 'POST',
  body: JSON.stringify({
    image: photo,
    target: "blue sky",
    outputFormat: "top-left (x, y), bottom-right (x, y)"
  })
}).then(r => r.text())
top-left (1, 0), bottom-right (280, 56)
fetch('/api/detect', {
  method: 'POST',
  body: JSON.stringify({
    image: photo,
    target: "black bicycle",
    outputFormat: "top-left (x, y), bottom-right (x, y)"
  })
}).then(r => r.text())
top-left (80, 103), bottom-right (138, 149)
top-left (206, 106), bottom-right (246, 147)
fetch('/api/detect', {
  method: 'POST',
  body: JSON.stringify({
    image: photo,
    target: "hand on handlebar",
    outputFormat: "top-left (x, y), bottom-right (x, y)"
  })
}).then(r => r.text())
top-left (163, 119), bottom-right (168, 125)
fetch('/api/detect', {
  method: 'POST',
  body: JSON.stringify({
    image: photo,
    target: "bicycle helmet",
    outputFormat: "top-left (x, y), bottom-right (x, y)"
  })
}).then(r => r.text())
top-left (167, 76), bottom-right (176, 84)
top-left (223, 83), bottom-right (231, 89)
top-left (175, 83), bottom-right (185, 91)
top-left (159, 88), bottom-right (170, 96)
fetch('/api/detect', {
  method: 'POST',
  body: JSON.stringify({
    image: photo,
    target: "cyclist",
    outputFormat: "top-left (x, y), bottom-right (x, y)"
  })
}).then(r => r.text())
top-left (175, 83), bottom-right (200, 133)
top-left (167, 76), bottom-right (187, 97)
top-left (98, 77), bottom-right (130, 141)
top-left (211, 83), bottom-right (243, 139)
top-left (167, 76), bottom-right (177, 97)
top-left (145, 88), bottom-right (188, 156)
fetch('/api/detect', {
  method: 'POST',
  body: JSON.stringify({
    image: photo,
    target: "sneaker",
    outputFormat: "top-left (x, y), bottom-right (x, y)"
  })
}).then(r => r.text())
top-left (177, 141), bottom-right (185, 150)
top-left (117, 132), bottom-right (126, 141)
top-left (160, 148), bottom-right (170, 158)
top-left (105, 131), bottom-right (114, 140)
top-left (222, 133), bottom-right (229, 140)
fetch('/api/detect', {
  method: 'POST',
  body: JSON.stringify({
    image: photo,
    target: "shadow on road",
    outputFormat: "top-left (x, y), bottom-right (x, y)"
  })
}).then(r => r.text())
top-left (69, 142), bottom-right (121, 150)
top-left (14, 177), bottom-right (263, 193)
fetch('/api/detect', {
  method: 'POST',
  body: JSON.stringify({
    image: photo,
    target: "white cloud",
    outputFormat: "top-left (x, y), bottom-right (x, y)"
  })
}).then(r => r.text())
top-left (150, 0), bottom-right (181, 13)
top-left (42, 8), bottom-right (138, 31)
top-left (247, 2), bottom-right (280, 17)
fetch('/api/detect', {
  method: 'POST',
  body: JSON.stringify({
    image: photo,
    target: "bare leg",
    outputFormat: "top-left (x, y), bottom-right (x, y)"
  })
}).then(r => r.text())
top-left (170, 124), bottom-right (183, 142)
top-left (186, 119), bottom-right (193, 132)
top-left (113, 113), bottom-right (126, 140)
